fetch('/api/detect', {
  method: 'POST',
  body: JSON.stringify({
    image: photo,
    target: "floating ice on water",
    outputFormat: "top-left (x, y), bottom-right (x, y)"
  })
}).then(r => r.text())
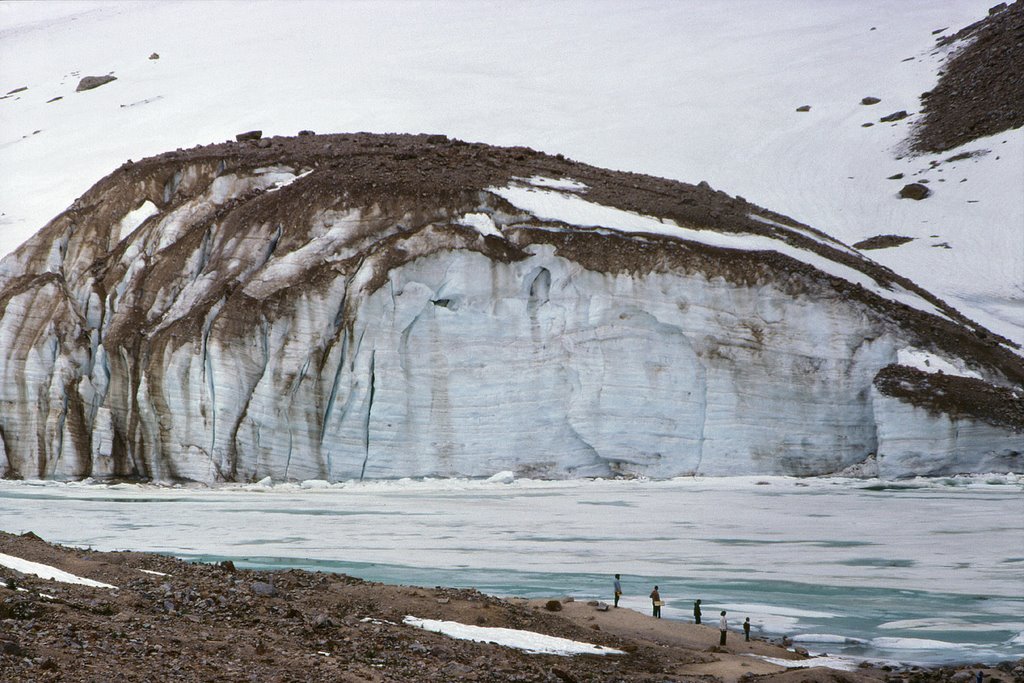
top-left (871, 637), bottom-right (970, 650)
top-left (792, 633), bottom-right (866, 644)
top-left (753, 654), bottom-right (862, 672)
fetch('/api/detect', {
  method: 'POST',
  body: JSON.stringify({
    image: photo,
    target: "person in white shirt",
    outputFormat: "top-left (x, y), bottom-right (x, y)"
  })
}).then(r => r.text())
top-left (719, 610), bottom-right (728, 646)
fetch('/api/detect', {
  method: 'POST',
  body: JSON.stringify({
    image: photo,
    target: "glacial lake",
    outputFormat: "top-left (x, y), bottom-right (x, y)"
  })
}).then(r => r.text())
top-left (1, 474), bottom-right (1021, 667)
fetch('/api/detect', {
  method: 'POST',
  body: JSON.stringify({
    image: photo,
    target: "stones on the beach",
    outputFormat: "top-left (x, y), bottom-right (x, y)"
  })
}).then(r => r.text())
top-left (0, 638), bottom-right (24, 656)
top-left (544, 599), bottom-right (563, 611)
top-left (251, 581), bottom-right (277, 597)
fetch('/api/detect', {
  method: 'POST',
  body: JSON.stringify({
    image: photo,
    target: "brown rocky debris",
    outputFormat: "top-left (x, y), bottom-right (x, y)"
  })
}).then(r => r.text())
top-left (853, 234), bottom-right (914, 250)
top-left (911, 0), bottom-right (1024, 154)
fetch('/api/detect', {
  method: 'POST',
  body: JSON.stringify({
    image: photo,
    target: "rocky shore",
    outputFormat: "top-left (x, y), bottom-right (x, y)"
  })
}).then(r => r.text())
top-left (1, 531), bottom-right (1020, 682)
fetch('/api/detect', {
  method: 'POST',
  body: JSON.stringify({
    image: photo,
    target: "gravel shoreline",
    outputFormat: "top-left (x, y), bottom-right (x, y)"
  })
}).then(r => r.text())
top-left (1, 531), bottom-right (1021, 682)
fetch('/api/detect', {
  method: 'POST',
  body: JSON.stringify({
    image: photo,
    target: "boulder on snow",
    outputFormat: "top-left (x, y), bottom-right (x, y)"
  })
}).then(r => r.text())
top-left (860, 96), bottom-right (881, 105)
top-left (149, 52), bottom-right (160, 60)
top-left (899, 182), bottom-right (932, 200)
top-left (880, 110), bottom-right (913, 122)
top-left (795, 105), bottom-right (811, 112)
top-left (76, 75), bottom-right (117, 92)
top-left (880, 110), bottom-right (909, 122)
top-left (853, 234), bottom-right (914, 250)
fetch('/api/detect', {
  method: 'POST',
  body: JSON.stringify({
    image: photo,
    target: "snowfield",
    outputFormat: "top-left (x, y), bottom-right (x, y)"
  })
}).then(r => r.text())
top-left (0, 0), bottom-right (1020, 344)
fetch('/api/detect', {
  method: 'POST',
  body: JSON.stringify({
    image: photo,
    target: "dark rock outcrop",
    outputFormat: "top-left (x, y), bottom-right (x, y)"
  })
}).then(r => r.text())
top-left (75, 75), bottom-right (117, 92)
top-left (911, 0), bottom-right (1024, 154)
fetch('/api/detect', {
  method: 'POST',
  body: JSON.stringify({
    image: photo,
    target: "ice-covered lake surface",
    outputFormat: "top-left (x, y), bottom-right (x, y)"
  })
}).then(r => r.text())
top-left (1, 475), bottom-right (1021, 667)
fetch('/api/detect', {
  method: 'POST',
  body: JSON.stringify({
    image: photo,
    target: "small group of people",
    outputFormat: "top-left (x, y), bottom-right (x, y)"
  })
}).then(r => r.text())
top-left (616, 577), bottom-right (752, 645)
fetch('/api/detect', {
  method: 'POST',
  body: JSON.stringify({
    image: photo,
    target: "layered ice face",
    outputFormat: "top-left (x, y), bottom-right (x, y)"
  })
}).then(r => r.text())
top-left (0, 142), bottom-right (1020, 484)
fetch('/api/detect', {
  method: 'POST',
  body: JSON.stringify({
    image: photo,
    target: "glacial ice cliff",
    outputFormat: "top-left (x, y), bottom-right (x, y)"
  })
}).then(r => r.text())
top-left (0, 133), bottom-right (1021, 482)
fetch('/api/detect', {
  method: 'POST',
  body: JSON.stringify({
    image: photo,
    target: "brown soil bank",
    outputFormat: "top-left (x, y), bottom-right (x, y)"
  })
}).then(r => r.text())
top-left (1, 532), bottom-right (1021, 682)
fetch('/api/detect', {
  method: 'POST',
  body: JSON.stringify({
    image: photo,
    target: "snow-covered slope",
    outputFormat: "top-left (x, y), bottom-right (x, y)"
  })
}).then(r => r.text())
top-left (1, 0), bottom-right (1021, 344)
top-left (0, 134), bottom-right (1020, 483)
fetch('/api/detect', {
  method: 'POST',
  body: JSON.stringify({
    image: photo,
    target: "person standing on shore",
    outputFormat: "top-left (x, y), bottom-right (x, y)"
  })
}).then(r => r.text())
top-left (743, 617), bottom-right (751, 641)
top-left (613, 574), bottom-right (622, 608)
top-left (693, 598), bottom-right (702, 624)
top-left (649, 586), bottom-right (662, 618)
top-left (719, 610), bottom-right (728, 645)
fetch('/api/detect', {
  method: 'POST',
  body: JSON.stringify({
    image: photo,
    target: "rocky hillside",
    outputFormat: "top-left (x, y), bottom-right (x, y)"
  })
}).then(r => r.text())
top-left (0, 133), bottom-right (1021, 483)
top-left (910, 1), bottom-right (1024, 153)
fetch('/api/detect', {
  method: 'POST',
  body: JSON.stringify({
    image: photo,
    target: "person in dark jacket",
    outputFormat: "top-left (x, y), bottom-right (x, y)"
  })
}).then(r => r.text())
top-left (649, 586), bottom-right (662, 618)
top-left (743, 617), bottom-right (751, 641)
top-left (693, 598), bottom-right (702, 624)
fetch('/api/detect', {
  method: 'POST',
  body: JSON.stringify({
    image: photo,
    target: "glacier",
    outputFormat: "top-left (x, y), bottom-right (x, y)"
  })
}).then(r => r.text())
top-left (0, 133), bottom-right (1021, 483)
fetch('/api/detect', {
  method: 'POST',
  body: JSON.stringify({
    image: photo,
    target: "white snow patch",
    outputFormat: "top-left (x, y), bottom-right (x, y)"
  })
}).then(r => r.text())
top-left (457, 212), bottom-right (501, 238)
top-left (117, 200), bottom-right (159, 242)
top-left (896, 348), bottom-right (983, 379)
top-left (525, 176), bottom-right (588, 192)
top-left (265, 168), bottom-right (313, 192)
top-left (492, 184), bottom-right (951, 320)
top-left (403, 616), bottom-right (625, 656)
top-left (138, 569), bottom-right (170, 577)
top-left (748, 213), bottom-right (860, 257)
top-left (0, 552), bottom-right (117, 589)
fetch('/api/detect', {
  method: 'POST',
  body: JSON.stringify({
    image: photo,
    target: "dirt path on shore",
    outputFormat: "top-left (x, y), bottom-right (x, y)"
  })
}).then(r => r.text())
top-left (534, 598), bottom-right (879, 683)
